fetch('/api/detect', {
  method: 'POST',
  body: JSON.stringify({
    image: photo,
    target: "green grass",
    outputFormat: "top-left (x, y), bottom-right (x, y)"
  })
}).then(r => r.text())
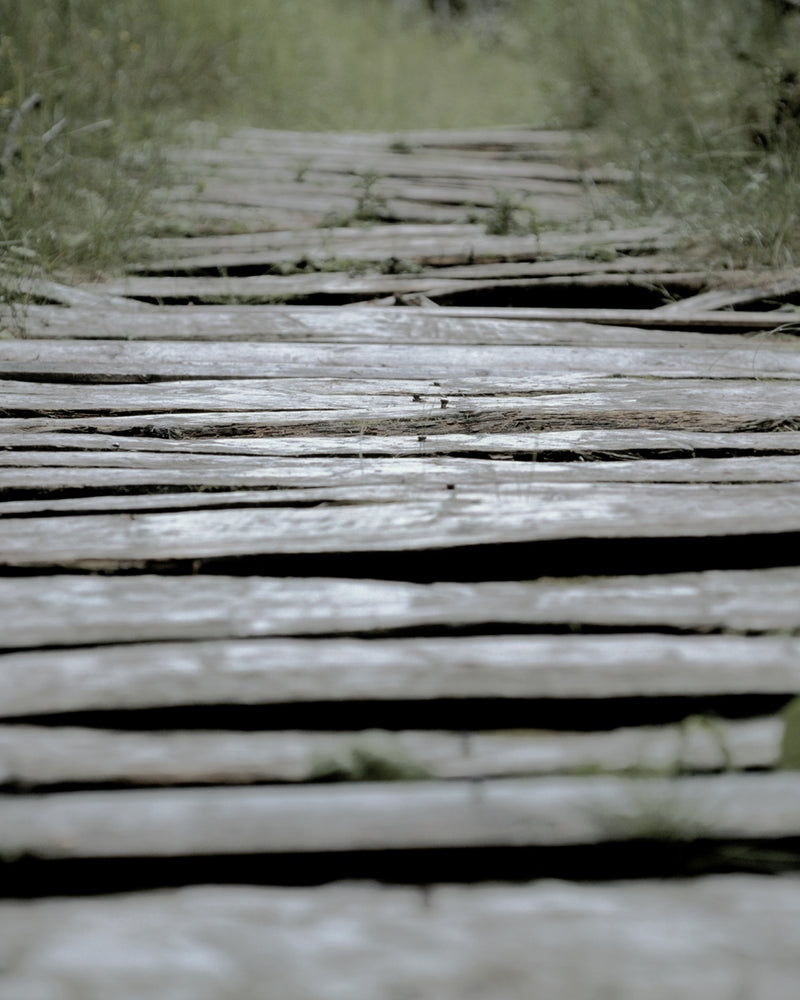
top-left (3, 0), bottom-right (800, 298)
top-left (523, 0), bottom-right (800, 267)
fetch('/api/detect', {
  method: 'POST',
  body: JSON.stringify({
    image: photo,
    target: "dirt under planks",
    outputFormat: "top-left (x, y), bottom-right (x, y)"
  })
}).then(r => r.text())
top-left (3, 125), bottom-right (800, 996)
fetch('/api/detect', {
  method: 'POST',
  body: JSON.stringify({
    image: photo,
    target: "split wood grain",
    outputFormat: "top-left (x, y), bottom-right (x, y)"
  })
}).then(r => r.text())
top-left (2, 633), bottom-right (799, 718)
top-left (1, 568), bottom-right (798, 650)
top-left (3, 455), bottom-right (800, 493)
top-left (3, 378), bottom-right (799, 424)
top-left (0, 405), bottom-right (786, 437)
top-left (1, 482), bottom-right (800, 568)
top-left (15, 303), bottom-right (798, 339)
top-left (4, 429), bottom-right (800, 458)
top-left (0, 718), bottom-right (781, 787)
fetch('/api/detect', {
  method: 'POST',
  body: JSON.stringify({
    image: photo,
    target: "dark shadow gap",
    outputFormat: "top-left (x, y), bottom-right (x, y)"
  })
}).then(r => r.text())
top-left (2, 694), bottom-right (791, 733)
top-left (2, 534), bottom-right (797, 582)
top-left (4, 838), bottom-right (800, 899)
top-left (430, 281), bottom-right (700, 310)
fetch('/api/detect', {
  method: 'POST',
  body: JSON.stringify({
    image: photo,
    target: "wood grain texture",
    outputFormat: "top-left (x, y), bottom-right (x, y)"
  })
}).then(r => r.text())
top-left (1, 568), bottom-right (798, 649)
top-left (1, 482), bottom-right (799, 567)
top-left (5, 336), bottom-right (800, 378)
top-left (2, 878), bottom-right (797, 1000)
top-left (0, 718), bottom-right (781, 786)
top-left (4, 428), bottom-right (800, 458)
top-left (1, 633), bottom-right (798, 717)
top-left (15, 302), bottom-right (797, 341)
top-left (4, 772), bottom-right (800, 858)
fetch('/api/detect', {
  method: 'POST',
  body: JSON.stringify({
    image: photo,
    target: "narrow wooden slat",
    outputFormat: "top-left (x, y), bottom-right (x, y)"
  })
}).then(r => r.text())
top-left (0, 718), bottom-right (781, 787)
top-left (0, 486), bottom-right (414, 517)
top-left (140, 221), bottom-right (669, 265)
top-left (2, 456), bottom-right (800, 494)
top-left (3, 378), bottom-right (798, 425)
top-left (4, 429), bottom-right (800, 458)
top-left (1, 568), bottom-right (798, 649)
top-left (88, 273), bottom-right (482, 304)
top-left (1, 482), bottom-right (798, 568)
top-left (427, 304), bottom-right (800, 331)
top-left (5, 337), bottom-right (800, 379)
top-left (0, 402), bottom-right (791, 436)
top-left (2, 633), bottom-right (799, 718)
top-left (4, 773), bottom-right (800, 859)
top-left (0, 878), bottom-right (798, 1000)
top-left (15, 303), bottom-right (798, 339)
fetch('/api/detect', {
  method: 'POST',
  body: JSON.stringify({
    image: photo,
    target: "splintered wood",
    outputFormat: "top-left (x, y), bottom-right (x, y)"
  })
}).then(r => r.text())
top-left (2, 125), bottom-right (800, 999)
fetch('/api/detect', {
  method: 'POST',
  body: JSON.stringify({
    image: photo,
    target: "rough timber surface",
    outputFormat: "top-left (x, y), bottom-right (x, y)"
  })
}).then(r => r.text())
top-left (1, 878), bottom-right (797, 1000)
top-left (4, 124), bottom-right (800, 996)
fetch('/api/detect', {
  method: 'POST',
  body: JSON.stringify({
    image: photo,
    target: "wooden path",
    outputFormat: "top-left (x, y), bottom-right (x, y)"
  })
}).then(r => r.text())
top-left (3, 125), bottom-right (800, 998)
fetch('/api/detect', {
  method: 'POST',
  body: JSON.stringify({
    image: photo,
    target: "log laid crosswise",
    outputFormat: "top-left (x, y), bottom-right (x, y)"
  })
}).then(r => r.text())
top-left (2, 126), bottom-right (800, 999)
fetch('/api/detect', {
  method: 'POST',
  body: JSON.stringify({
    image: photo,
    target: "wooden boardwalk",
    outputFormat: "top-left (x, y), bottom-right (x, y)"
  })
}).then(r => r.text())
top-left (3, 125), bottom-right (800, 998)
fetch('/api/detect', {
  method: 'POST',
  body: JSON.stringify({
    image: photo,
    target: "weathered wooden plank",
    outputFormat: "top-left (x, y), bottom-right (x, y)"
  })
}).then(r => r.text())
top-left (4, 429), bottom-right (800, 458)
top-left (173, 171), bottom-right (585, 206)
top-left (1, 568), bottom-right (797, 649)
top-left (3, 305), bottom-right (687, 343)
top-left (0, 401), bottom-right (786, 436)
top-left (426, 304), bottom-right (800, 331)
top-left (4, 773), bottom-right (800, 859)
top-left (3, 378), bottom-right (799, 425)
top-left (1, 482), bottom-right (799, 568)
top-left (15, 303), bottom-right (798, 340)
top-left (140, 221), bottom-right (669, 265)
top-left (160, 184), bottom-right (584, 226)
top-left (2, 634), bottom-right (799, 718)
top-left (5, 337), bottom-right (800, 380)
top-left (0, 486), bottom-right (416, 518)
top-left (3, 455), bottom-right (800, 493)
top-left (135, 251), bottom-right (684, 281)
top-left (0, 718), bottom-right (781, 787)
top-left (1, 878), bottom-right (797, 1000)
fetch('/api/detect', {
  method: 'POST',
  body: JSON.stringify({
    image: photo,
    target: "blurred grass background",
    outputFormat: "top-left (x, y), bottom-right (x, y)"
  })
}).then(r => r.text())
top-left (2, 0), bottom-right (800, 285)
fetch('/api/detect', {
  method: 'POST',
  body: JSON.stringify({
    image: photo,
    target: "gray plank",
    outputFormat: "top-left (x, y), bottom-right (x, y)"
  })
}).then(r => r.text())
top-left (89, 273), bottom-right (481, 304)
top-left (15, 303), bottom-right (798, 339)
top-left (0, 718), bottom-right (781, 787)
top-left (5, 337), bottom-right (800, 379)
top-left (427, 304), bottom-right (800, 331)
top-left (0, 402), bottom-right (788, 435)
top-left (0, 485), bottom-right (417, 517)
top-left (2, 634), bottom-right (799, 718)
top-left (15, 303), bottom-right (795, 341)
top-left (1, 568), bottom-right (798, 650)
top-left (140, 221), bottom-right (672, 267)
top-left (4, 773), bottom-right (800, 859)
top-left (4, 878), bottom-right (798, 1000)
top-left (4, 429), bottom-right (800, 458)
top-left (1, 483), bottom-right (799, 567)
top-left (2, 378), bottom-right (798, 425)
top-left (3, 455), bottom-right (800, 494)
